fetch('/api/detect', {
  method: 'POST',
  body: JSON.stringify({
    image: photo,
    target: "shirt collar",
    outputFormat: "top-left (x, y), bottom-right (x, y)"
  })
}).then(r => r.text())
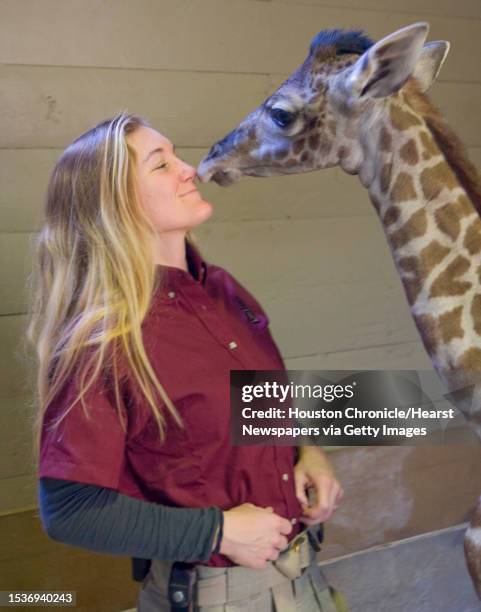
top-left (154, 240), bottom-right (207, 291)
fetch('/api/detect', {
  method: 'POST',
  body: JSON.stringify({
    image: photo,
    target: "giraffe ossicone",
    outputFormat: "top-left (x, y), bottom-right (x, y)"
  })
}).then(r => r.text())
top-left (198, 21), bottom-right (481, 599)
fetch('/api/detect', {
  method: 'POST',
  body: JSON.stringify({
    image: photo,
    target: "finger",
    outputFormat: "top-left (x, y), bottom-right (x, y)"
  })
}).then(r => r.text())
top-left (275, 535), bottom-right (288, 550)
top-left (295, 479), bottom-right (310, 507)
top-left (280, 518), bottom-right (294, 535)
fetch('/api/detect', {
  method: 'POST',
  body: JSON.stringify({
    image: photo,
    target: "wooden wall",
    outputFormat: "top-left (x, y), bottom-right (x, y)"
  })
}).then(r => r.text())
top-left (1, 0), bottom-right (480, 545)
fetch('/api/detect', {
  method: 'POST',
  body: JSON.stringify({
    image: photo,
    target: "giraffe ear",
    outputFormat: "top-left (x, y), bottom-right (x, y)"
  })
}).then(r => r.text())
top-left (346, 22), bottom-right (430, 99)
top-left (412, 41), bottom-right (450, 92)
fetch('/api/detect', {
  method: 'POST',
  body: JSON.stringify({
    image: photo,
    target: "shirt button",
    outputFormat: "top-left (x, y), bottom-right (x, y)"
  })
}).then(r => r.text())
top-left (228, 341), bottom-right (238, 350)
top-left (282, 473), bottom-right (289, 482)
top-left (291, 518), bottom-right (297, 525)
top-left (168, 291), bottom-right (176, 299)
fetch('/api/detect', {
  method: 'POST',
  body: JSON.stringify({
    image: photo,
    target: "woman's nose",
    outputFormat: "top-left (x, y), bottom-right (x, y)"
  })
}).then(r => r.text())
top-left (179, 160), bottom-right (197, 182)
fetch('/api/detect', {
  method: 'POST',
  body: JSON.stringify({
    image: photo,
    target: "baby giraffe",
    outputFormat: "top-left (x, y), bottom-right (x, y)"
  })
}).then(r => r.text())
top-left (197, 22), bottom-right (481, 599)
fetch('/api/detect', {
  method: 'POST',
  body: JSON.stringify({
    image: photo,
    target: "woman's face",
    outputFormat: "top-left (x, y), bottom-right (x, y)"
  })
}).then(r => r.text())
top-left (128, 126), bottom-right (213, 234)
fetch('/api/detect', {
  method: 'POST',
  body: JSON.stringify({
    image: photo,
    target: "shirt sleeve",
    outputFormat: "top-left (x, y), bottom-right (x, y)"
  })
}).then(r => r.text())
top-left (39, 477), bottom-right (221, 563)
top-left (39, 367), bottom-right (127, 490)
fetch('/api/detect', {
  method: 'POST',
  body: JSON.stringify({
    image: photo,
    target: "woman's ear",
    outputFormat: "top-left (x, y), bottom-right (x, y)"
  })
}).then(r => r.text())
top-left (343, 22), bottom-right (430, 100)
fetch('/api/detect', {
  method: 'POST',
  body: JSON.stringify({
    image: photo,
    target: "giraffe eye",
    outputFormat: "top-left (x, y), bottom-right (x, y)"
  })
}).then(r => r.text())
top-left (270, 107), bottom-right (296, 128)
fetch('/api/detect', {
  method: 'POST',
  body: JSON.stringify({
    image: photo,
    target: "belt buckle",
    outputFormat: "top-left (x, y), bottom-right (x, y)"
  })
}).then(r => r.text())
top-left (273, 533), bottom-right (306, 580)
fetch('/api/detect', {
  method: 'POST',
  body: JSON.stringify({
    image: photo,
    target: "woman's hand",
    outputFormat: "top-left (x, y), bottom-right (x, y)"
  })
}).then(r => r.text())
top-left (219, 503), bottom-right (293, 569)
top-left (294, 446), bottom-right (343, 525)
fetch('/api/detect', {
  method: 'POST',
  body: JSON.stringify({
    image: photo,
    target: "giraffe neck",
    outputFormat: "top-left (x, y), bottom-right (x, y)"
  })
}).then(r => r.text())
top-left (358, 93), bottom-right (481, 395)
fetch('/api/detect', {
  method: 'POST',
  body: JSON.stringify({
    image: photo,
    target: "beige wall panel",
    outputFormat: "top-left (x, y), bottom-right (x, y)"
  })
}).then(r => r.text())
top-left (1, 66), bottom-right (479, 151)
top-left (0, 473), bottom-right (36, 514)
top-left (0, 232), bottom-right (33, 316)
top-left (263, 281), bottom-right (419, 359)
top-left (0, 149), bottom-right (59, 232)
top-left (1, 1), bottom-right (480, 83)
top-left (320, 445), bottom-right (481, 559)
top-left (0, 315), bottom-right (31, 399)
top-left (0, 216), bottom-right (420, 391)
top-left (271, 0), bottom-right (481, 20)
top-left (0, 66), bottom-right (270, 149)
top-left (0, 148), bottom-right (374, 233)
top-left (0, 395), bottom-right (35, 480)
top-left (2, 144), bottom-right (480, 234)
top-left (197, 217), bottom-right (420, 358)
top-left (284, 340), bottom-right (433, 370)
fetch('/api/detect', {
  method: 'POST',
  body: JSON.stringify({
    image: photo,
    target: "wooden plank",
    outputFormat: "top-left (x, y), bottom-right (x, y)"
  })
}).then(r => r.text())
top-left (0, 148), bottom-right (374, 233)
top-left (321, 445), bottom-right (481, 560)
top-left (0, 232), bottom-right (33, 315)
top-left (0, 395), bottom-right (35, 480)
top-left (0, 510), bottom-right (138, 610)
top-left (0, 315), bottom-right (32, 399)
top-left (1, 1), bottom-right (480, 83)
top-left (0, 472), bottom-right (37, 515)
top-left (321, 526), bottom-right (480, 609)
top-left (284, 340), bottom-right (433, 370)
top-left (271, 0), bottom-right (481, 20)
top-left (0, 65), bottom-right (270, 148)
top-left (1, 65), bottom-right (480, 149)
top-left (1, 144), bottom-right (480, 234)
top-left (0, 216), bottom-right (423, 389)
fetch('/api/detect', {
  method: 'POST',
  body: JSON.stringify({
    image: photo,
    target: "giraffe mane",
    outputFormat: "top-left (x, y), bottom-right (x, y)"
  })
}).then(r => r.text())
top-left (404, 80), bottom-right (481, 218)
top-left (309, 29), bottom-right (374, 59)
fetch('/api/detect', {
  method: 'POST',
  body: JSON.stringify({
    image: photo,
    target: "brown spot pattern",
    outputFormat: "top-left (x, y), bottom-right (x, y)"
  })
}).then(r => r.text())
top-left (390, 172), bottom-right (417, 203)
top-left (390, 104), bottom-right (422, 131)
top-left (400, 139), bottom-right (419, 165)
top-left (419, 130), bottom-right (438, 159)
top-left (380, 127), bottom-right (392, 152)
top-left (434, 203), bottom-right (461, 241)
top-left (382, 206), bottom-right (401, 226)
top-left (300, 151), bottom-right (312, 164)
top-left (380, 162), bottom-right (392, 194)
top-left (472, 295), bottom-right (481, 337)
top-left (390, 208), bottom-right (428, 250)
top-left (457, 348), bottom-right (481, 374)
top-left (420, 161), bottom-right (459, 201)
top-left (439, 306), bottom-right (464, 343)
top-left (458, 194), bottom-right (474, 216)
top-left (285, 158), bottom-right (297, 167)
top-left (293, 139), bottom-right (305, 155)
top-left (477, 264), bottom-right (481, 284)
top-left (308, 134), bottom-right (320, 150)
top-left (429, 255), bottom-right (472, 297)
top-left (275, 149), bottom-right (289, 160)
top-left (398, 241), bottom-right (450, 304)
top-left (464, 218), bottom-right (481, 255)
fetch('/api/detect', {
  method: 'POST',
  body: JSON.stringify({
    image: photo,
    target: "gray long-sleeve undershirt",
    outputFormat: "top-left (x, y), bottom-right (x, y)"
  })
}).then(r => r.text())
top-left (38, 477), bottom-right (221, 563)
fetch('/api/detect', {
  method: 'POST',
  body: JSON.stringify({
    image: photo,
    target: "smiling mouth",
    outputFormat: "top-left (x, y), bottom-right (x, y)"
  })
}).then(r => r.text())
top-left (180, 189), bottom-right (199, 197)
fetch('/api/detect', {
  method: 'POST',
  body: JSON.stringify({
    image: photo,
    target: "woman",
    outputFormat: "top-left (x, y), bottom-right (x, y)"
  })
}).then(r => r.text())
top-left (27, 112), bottom-right (344, 611)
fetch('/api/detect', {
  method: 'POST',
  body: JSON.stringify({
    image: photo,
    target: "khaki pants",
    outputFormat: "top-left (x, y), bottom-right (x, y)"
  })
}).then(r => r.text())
top-left (137, 526), bottom-right (347, 611)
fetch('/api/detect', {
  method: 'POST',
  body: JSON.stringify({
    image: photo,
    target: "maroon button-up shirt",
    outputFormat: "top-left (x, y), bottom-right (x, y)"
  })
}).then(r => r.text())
top-left (39, 243), bottom-right (303, 567)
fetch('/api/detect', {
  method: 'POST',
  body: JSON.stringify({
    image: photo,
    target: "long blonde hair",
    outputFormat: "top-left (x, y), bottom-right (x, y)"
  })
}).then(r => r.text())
top-left (26, 111), bottom-right (186, 467)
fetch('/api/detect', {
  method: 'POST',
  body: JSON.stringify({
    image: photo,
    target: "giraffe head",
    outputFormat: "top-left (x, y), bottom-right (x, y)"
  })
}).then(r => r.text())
top-left (197, 23), bottom-right (449, 186)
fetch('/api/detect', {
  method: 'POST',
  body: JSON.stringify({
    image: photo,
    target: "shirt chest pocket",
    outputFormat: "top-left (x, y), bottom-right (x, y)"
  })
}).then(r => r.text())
top-left (128, 408), bottom-right (204, 487)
